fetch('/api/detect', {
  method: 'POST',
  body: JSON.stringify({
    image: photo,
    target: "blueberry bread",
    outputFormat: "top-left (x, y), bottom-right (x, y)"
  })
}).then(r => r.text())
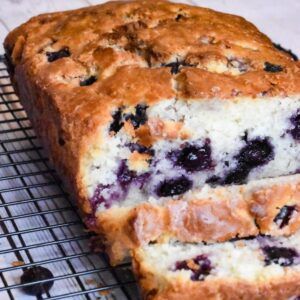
top-left (133, 232), bottom-right (300, 300)
top-left (4, 0), bottom-right (300, 264)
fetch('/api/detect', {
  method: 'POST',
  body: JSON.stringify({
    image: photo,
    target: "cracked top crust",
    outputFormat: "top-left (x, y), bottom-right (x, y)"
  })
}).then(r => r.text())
top-left (4, 0), bottom-right (300, 105)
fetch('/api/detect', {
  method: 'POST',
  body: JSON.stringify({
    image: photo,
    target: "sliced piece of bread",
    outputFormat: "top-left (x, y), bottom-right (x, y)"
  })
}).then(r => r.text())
top-left (98, 175), bottom-right (300, 263)
top-left (133, 232), bottom-right (300, 300)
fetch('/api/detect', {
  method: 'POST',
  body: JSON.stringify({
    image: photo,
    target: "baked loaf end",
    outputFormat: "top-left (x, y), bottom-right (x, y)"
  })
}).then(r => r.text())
top-left (4, 0), bottom-right (300, 264)
top-left (133, 233), bottom-right (300, 300)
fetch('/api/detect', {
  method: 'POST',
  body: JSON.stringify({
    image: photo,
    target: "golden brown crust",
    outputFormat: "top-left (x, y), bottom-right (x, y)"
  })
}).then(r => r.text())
top-left (4, 0), bottom-right (300, 265)
top-left (5, 0), bottom-right (300, 100)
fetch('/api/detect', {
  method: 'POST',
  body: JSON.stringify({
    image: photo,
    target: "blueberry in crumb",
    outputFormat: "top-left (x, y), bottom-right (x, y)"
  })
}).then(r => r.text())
top-left (162, 60), bottom-right (194, 75)
top-left (222, 138), bottom-right (274, 185)
top-left (46, 47), bottom-right (70, 62)
top-left (135, 171), bottom-right (151, 189)
top-left (206, 175), bottom-right (222, 186)
top-left (174, 255), bottom-right (212, 281)
top-left (91, 161), bottom-right (150, 210)
top-left (156, 176), bottom-right (192, 197)
top-left (274, 205), bottom-right (296, 229)
top-left (109, 107), bottom-right (124, 133)
top-left (237, 138), bottom-right (274, 168)
top-left (273, 43), bottom-right (298, 61)
top-left (21, 266), bottom-right (54, 296)
top-left (79, 76), bottom-right (97, 86)
top-left (128, 143), bottom-right (155, 156)
top-left (125, 104), bottom-right (148, 129)
top-left (289, 111), bottom-right (300, 140)
top-left (91, 182), bottom-right (129, 210)
top-left (90, 184), bottom-right (112, 210)
top-left (169, 141), bottom-right (213, 172)
top-left (117, 160), bottom-right (151, 189)
top-left (223, 164), bottom-right (251, 185)
top-left (117, 160), bottom-right (136, 187)
top-left (175, 14), bottom-right (184, 21)
top-left (263, 246), bottom-right (298, 266)
top-left (264, 62), bottom-right (283, 73)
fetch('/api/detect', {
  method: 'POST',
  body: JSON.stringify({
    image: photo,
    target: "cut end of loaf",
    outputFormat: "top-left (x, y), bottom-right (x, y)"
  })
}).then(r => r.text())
top-left (82, 96), bottom-right (300, 221)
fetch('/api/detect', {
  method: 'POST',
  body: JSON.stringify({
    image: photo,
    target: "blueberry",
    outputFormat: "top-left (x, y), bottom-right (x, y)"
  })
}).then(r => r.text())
top-left (273, 43), bottom-right (298, 61)
top-left (156, 176), bottom-right (192, 197)
top-left (223, 138), bottom-right (274, 185)
top-left (91, 160), bottom-right (150, 210)
top-left (223, 164), bottom-right (250, 185)
top-left (206, 175), bottom-right (222, 186)
top-left (21, 266), bottom-right (54, 296)
top-left (191, 255), bottom-right (212, 281)
top-left (237, 138), bottom-right (274, 168)
top-left (117, 160), bottom-right (151, 189)
top-left (109, 107), bottom-right (124, 133)
top-left (274, 205), bottom-right (296, 229)
top-left (90, 184), bottom-right (111, 210)
top-left (263, 246), bottom-right (298, 266)
top-left (264, 62), bottom-right (283, 73)
top-left (170, 141), bottom-right (213, 172)
top-left (162, 60), bottom-right (194, 74)
top-left (46, 47), bottom-right (70, 62)
top-left (134, 172), bottom-right (151, 189)
top-left (125, 104), bottom-right (148, 129)
top-left (289, 111), bottom-right (300, 140)
top-left (117, 161), bottom-right (136, 187)
top-left (79, 75), bottom-right (97, 86)
top-left (110, 104), bottom-right (148, 132)
top-left (127, 143), bottom-right (155, 156)
top-left (91, 183), bottom-right (127, 210)
top-left (175, 14), bottom-right (184, 21)
top-left (174, 255), bottom-right (212, 281)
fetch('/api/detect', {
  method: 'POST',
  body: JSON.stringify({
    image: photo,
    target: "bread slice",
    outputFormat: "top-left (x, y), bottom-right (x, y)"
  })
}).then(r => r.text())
top-left (133, 232), bottom-right (300, 300)
top-left (99, 176), bottom-right (300, 263)
top-left (4, 0), bottom-right (300, 264)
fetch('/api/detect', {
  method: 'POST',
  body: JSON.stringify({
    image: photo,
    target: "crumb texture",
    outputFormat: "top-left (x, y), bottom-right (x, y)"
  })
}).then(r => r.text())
top-left (133, 232), bottom-right (300, 300)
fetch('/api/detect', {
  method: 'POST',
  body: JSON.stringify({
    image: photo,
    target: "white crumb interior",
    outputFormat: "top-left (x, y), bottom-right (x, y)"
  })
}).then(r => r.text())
top-left (139, 231), bottom-right (300, 282)
top-left (83, 96), bottom-right (300, 211)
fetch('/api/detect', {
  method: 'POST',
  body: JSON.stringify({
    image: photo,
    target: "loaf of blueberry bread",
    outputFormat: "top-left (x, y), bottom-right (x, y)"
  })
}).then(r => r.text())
top-left (133, 232), bottom-right (300, 300)
top-left (4, 0), bottom-right (300, 264)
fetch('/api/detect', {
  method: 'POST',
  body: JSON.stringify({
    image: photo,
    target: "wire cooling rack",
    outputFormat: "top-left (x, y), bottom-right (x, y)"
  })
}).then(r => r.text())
top-left (0, 55), bottom-right (138, 300)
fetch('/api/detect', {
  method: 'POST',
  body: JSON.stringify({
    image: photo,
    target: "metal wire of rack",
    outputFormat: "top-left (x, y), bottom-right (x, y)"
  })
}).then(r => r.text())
top-left (0, 55), bottom-right (138, 300)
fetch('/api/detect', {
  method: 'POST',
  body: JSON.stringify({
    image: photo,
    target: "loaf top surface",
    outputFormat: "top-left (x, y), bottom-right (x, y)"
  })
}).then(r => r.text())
top-left (4, 0), bottom-right (300, 108)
